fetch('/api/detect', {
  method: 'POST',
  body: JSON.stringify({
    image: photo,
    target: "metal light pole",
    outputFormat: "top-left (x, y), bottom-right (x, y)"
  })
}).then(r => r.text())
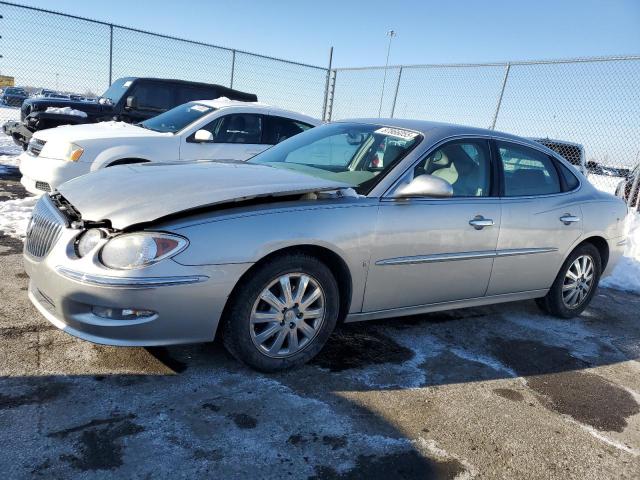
top-left (378, 29), bottom-right (396, 117)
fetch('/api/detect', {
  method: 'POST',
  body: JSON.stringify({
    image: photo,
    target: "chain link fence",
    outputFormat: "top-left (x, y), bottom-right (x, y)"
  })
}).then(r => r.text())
top-left (0, 2), bottom-right (638, 209)
top-left (0, 1), bottom-right (329, 131)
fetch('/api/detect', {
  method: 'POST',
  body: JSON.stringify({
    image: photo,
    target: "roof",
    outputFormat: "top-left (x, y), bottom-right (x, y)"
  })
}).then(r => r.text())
top-left (336, 117), bottom-right (551, 151)
top-left (190, 98), bottom-right (321, 123)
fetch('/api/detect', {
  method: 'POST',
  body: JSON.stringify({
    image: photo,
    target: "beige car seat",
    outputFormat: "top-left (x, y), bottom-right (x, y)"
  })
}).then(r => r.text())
top-left (430, 150), bottom-right (459, 185)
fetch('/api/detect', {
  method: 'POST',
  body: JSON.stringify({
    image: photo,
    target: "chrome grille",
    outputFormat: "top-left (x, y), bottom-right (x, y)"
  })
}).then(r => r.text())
top-left (25, 196), bottom-right (67, 259)
top-left (35, 181), bottom-right (51, 192)
top-left (27, 138), bottom-right (46, 157)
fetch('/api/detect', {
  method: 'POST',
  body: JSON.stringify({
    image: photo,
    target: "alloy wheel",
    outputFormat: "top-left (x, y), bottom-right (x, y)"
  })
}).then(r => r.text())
top-left (249, 273), bottom-right (326, 358)
top-left (562, 254), bottom-right (595, 308)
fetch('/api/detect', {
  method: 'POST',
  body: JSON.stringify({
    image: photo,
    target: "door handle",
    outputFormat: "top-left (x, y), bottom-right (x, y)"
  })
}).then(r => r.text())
top-left (560, 214), bottom-right (580, 225)
top-left (469, 216), bottom-right (494, 230)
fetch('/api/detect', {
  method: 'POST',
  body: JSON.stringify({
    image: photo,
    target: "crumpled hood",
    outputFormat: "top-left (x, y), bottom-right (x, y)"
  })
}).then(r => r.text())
top-left (34, 121), bottom-right (167, 143)
top-left (56, 161), bottom-right (350, 229)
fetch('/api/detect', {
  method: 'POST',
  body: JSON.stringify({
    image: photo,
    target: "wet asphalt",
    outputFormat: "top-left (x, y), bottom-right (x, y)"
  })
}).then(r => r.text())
top-left (0, 171), bottom-right (639, 479)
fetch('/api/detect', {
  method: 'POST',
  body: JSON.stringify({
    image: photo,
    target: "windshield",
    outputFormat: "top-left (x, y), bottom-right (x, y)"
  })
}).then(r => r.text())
top-left (249, 122), bottom-right (421, 194)
top-left (5, 88), bottom-right (25, 95)
top-left (100, 77), bottom-right (134, 104)
top-left (139, 102), bottom-right (216, 133)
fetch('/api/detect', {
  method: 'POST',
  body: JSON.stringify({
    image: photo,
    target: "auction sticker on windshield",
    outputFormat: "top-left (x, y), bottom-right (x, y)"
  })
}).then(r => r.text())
top-left (374, 127), bottom-right (419, 140)
top-left (190, 105), bottom-right (212, 113)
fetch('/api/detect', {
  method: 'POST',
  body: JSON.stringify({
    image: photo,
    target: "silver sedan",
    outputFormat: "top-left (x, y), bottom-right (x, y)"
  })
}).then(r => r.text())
top-left (23, 120), bottom-right (628, 371)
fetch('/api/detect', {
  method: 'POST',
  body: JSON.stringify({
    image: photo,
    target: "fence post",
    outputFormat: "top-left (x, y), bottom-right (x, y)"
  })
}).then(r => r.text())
top-left (108, 24), bottom-right (113, 86)
top-left (490, 62), bottom-right (511, 130)
top-left (390, 67), bottom-right (403, 118)
top-left (325, 69), bottom-right (337, 121)
top-left (321, 46), bottom-right (334, 122)
top-left (230, 49), bottom-right (236, 88)
top-left (630, 164), bottom-right (640, 211)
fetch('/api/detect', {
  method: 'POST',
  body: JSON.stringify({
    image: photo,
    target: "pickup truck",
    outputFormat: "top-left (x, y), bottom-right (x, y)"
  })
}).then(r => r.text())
top-left (2, 77), bottom-right (257, 149)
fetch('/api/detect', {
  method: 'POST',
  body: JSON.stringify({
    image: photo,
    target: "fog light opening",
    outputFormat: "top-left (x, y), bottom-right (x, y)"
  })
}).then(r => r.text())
top-left (92, 306), bottom-right (156, 320)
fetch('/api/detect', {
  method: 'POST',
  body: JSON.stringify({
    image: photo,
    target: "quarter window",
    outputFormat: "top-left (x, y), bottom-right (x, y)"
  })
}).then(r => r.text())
top-left (412, 139), bottom-right (491, 197)
top-left (263, 116), bottom-right (314, 145)
top-left (558, 162), bottom-right (580, 191)
top-left (498, 141), bottom-right (561, 196)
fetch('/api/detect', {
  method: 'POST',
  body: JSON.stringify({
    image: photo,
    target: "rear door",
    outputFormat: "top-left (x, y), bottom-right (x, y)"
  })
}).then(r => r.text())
top-left (486, 140), bottom-right (583, 295)
top-left (363, 138), bottom-right (502, 312)
top-left (180, 112), bottom-right (266, 161)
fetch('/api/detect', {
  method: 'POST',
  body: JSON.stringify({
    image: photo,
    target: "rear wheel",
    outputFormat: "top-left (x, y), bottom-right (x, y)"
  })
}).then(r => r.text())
top-left (222, 253), bottom-right (339, 371)
top-left (536, 243), bottom-right (601, 318)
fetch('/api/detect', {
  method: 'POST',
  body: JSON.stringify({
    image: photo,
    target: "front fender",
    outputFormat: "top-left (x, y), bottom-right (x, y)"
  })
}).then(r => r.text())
top-left (89, 142), bottom-right (177, 170)
top-left (171, 203), bottom-right (380, 314)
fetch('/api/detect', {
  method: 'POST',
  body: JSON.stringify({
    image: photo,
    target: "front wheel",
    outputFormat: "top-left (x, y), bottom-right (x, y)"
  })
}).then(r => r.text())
top-left (536, 243), bottom-right (601, 318)
top-left (222, 253), bottom-right (339, 372)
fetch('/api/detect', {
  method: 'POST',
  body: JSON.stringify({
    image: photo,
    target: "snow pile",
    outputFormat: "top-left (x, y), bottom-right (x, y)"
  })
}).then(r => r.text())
top-left (45, 106), bottom-right (88, 118)
top-left (600, 211), bottom-right (640, 294)
top-left (0, 131), bottom-right (22, 174)
top-left (0, 196), bottom-right (37, 239)
top-left (0, 152), bottom-right (20, 174)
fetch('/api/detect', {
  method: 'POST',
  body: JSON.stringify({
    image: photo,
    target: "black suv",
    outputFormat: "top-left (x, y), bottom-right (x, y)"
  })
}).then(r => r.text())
top-left (2, 77), bottom-right (257, 149)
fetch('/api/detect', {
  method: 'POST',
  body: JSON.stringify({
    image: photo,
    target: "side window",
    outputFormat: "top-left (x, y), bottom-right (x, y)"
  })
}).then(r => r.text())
top-left (498, 141), bottom-right (561, 196)
top-left (132, 82), bottom-right (175, 111)
top-left (204, 114), bottom-right (263, 144)
top-left (412, 139), bottom-right (491, 197)
top-left (263, 116), bottom-right (314, 145)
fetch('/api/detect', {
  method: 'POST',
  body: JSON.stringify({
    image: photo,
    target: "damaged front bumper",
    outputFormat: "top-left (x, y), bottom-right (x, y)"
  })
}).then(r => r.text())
top-left (23, 203), bottom-right (253, 346)
top-left (2, 120), bottom-right (32, 148)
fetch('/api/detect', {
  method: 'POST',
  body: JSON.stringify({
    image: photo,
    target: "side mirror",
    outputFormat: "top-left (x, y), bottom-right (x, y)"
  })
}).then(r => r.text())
top-left (125, 95), bottom-right (138, 110)
top-left (393, 174), bottom-right (453, 199)
top-left (193, 129), bottom-right (214, 143)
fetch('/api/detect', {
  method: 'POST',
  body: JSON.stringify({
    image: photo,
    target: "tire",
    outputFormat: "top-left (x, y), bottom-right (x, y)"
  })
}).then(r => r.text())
top-left (222, 252), bottom-right (340, 372)
top-left (535, 243), bottom-right (601, 318)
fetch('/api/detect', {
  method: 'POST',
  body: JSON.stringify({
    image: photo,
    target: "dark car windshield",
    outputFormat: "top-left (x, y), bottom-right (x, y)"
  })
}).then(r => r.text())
top-left (139, 102), bottom-right (216, 133)
top-left (100, 78), bottom-right (134, 104)
top-left (5, 88), bottom-right (26, 95)
top-left (249, 122), bottom-right (421, 194)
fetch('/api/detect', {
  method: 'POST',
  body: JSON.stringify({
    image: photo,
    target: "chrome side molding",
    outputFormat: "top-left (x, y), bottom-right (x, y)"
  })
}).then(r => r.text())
top-left (376, 247), bottom-right (558, 266)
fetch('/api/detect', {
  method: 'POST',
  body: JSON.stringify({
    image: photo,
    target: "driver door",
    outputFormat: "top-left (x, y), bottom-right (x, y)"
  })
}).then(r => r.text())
top-left (363, 138), bottom-right (501, 312)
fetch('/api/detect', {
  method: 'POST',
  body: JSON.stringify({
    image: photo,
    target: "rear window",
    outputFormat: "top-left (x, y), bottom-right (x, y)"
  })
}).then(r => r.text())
top-left (498, 141), bottom-right (562, 196)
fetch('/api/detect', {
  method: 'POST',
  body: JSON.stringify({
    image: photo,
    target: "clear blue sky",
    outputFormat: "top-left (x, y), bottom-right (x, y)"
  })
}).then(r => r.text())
top-left (11, 0), bottom-right (640, 67)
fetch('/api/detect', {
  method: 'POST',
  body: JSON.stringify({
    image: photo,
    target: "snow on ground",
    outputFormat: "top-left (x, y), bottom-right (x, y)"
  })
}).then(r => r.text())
top-left (0, 147), bottom-right (21, 175)
top-left (0, 196), bottom-right (38, 238)
top-left (0, 105), bottom-right (22, 173)
top-left (600, 211), bottom-right (640, 295)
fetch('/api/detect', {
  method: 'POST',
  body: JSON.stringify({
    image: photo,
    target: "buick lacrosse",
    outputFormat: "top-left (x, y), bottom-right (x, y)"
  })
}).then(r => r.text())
top-left (24, 120), bottom-right (628, 371)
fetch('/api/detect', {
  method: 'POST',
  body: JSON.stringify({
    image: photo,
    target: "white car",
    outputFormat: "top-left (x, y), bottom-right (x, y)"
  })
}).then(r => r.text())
top-left (18, 99), bottom-right (320, 195)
